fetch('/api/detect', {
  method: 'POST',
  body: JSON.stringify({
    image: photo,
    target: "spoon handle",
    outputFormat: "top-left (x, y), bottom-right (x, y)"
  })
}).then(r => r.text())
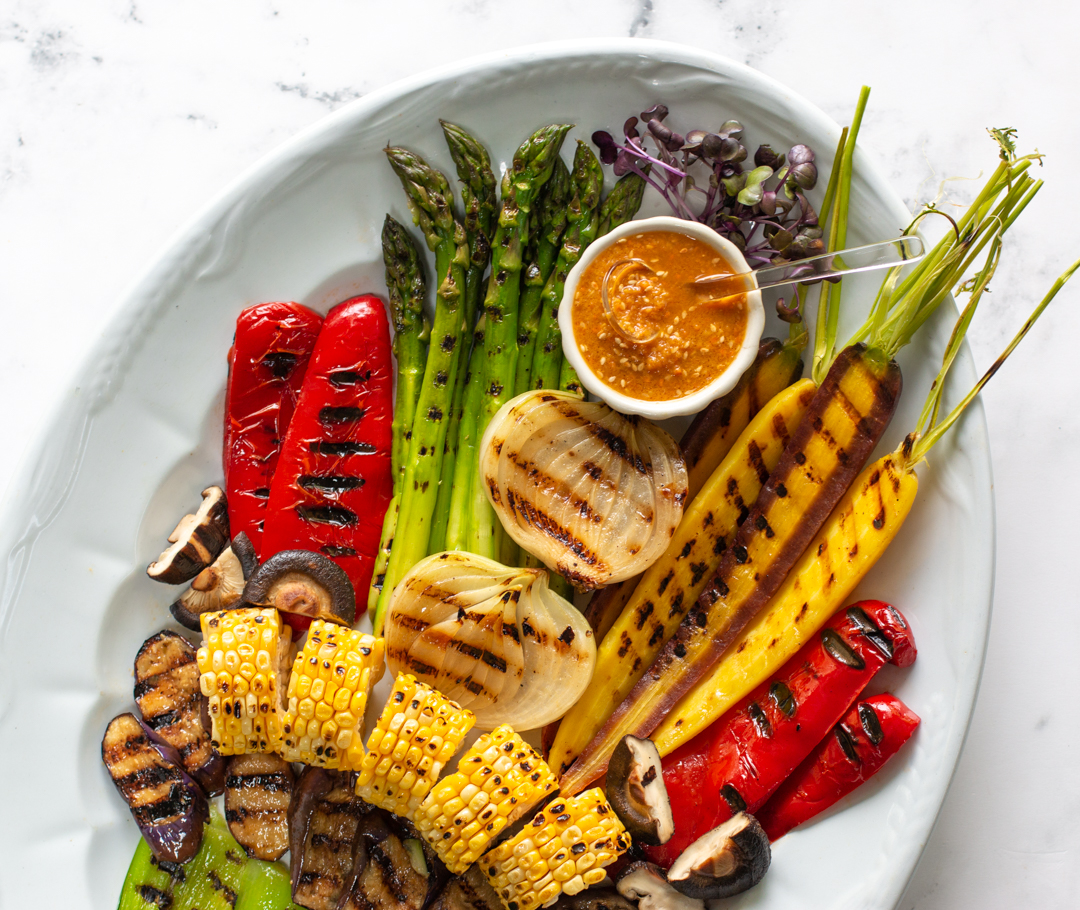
top-left (695, 235), bottom-right (925, 298)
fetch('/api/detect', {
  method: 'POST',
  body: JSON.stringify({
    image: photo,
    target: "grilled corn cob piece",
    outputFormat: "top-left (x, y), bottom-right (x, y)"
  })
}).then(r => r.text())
top-left (197, 607), bottom-right (292, 755)
top-left (356, 673), bottom-right (475, 816)
top-left (281, 621), bottom-right (385, 769)
top-left (481, 788), bottom-right (631, 910)
top-left (416, 725), bottom-right (558, 873)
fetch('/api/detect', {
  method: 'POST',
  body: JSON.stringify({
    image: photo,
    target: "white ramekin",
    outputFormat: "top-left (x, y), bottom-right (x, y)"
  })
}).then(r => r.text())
top-left (559, 215), bottom-right (765, 419)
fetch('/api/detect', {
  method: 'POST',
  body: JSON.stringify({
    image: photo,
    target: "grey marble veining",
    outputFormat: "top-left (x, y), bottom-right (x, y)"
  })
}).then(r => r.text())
top-left (2, 1), bottom-right (1077, 906)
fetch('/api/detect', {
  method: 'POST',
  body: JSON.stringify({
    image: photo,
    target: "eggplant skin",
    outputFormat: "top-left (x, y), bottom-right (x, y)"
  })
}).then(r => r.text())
top-left (101, 713), bottom-right (208, 864)
top-left (134, 630), bottom-right (225, 796)
top-left (289, 768), bottom-right (369, 910)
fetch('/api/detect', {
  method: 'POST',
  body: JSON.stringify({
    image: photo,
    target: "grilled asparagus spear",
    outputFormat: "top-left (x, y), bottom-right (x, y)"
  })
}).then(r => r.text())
top-left (369, 216), bottom-right (429, 614)
top-left (464, 123), bottom-right (572, 558)
top-left (374, 148), bottom-right (469, 633)
top-left (430, 122), bottom-right (497, 555)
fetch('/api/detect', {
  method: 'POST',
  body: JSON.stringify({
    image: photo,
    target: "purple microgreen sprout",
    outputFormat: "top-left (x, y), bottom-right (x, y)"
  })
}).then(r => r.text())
top-left (592, 106), bottom-right (822, 270)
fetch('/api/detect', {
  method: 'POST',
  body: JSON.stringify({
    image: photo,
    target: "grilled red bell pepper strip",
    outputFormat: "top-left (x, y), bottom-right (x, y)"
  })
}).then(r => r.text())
top-left (646, 599), bottom-right (915, 868)
top-left (755, 693), bottom-right (920, 841)
top-left (261, 295), bottom-right (393, 619)
top-left (223, 301), bottom-right (323, 557)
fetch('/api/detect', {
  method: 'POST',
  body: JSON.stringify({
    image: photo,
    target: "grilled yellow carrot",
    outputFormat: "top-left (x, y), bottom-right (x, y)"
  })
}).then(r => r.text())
top-left (547, 378), bottom-right (816, 776)
top-left (545, 336), bottom-right (805, 759)
top-left (559, 114), bottom-right (1044, 796)
top-left (654, 255), bottom-right (1079, 753)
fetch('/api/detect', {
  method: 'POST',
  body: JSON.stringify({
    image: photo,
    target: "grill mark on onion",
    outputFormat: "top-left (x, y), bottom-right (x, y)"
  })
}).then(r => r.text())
top-left (505, 491), bottom-right (604, 569)
top-left (501, 448), bottom-right (603, 524)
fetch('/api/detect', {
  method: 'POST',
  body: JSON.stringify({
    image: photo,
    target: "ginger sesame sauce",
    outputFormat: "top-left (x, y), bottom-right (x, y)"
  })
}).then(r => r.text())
top-left (571, 229), bottom-right (749, 401)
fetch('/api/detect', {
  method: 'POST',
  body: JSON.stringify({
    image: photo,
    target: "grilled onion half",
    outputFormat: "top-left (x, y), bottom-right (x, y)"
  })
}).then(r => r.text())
top-left (480, 391), bottom-right (688, 588)
top-left (385, 552), bottom-right (595, 730)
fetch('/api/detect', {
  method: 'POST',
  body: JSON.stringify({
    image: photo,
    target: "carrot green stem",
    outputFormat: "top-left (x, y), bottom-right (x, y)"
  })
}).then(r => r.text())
top-left (812, 87), bottom-right (870, 385)
top-left (905, 256), bottom-right (1080, 466)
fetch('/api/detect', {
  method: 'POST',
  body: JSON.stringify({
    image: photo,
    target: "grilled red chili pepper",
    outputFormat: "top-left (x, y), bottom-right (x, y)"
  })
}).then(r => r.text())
top-left (261, 295), bottom-right (393, 620)
top-left (755, 693), bottom-right (920, 841)
top-left (223, 301), bottom-right (323, 557)
top-left (646, 599), bottom-right (916, 868)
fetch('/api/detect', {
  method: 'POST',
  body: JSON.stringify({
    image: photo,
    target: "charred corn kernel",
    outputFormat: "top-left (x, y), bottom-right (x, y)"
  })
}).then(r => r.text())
top-left (356, 673), bottom-right (474, 817)
top-left (415, 725), bottom-right (557, 873)
top-left (281, 621), bottom-right (384, 769)
top-left (481, 789), bottom-right (630, 910)
top-left (197, 608), bottom-right (291, 755)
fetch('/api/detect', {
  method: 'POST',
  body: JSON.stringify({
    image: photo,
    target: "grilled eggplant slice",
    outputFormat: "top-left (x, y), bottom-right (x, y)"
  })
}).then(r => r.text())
top-left (340, 811), bottom-right (442, 910)
top-left (552, 889), bottom-right (638, 910)
top-left (102, 712), bottom-right (209, 863)
top-left (429, 866), bottom-right (504, 910)
top-left (290, 768), bottom-right (370, 910)
top-left (134, 630), bottom-right (225, 795)
top-left (224, 753), bottom-right (295, 860)
top-left (148, 486), bottom-right (230, 585)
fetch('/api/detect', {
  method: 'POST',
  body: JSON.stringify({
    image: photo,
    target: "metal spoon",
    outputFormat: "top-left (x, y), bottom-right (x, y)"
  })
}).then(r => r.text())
top-left (601, 235), bottom-right (925, 343)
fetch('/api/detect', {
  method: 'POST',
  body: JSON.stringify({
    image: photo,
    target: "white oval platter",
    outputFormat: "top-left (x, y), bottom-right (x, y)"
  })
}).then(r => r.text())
top-left (0, 39), bottom-right (992, 910)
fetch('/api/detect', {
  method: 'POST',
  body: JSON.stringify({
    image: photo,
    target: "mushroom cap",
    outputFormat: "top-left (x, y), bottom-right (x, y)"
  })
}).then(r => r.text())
top-left (606, 735), bottom-right (674, 846)
top-left (230, 531), bottom-right (260, 579)
top-left (666, 812), bottom-right (771, 900)
top-left (242, 549), bottom-right (356, 625)
top-left (147, 486), bottom-right (230, 585)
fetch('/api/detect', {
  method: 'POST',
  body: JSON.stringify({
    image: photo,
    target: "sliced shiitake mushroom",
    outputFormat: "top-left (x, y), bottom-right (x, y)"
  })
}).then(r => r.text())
top-left (147, 486), bottom-right (230, 584)
top-left (170, 545), bottom-right (247, 631)
top-left (665, 812), bottom-right (771, 901)
top-left (242, 549), bottom-right (356, 625)
top-left (606, 735), bottom-right (673, 846)
top-left (616, 862), bottom-right (704, 910)
top-left (231, 531), bottom-right (260, 578)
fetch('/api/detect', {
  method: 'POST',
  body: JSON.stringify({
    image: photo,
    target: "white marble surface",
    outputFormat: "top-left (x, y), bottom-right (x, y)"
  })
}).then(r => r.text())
top-left (1, 1), bottom-right (1077, 907)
